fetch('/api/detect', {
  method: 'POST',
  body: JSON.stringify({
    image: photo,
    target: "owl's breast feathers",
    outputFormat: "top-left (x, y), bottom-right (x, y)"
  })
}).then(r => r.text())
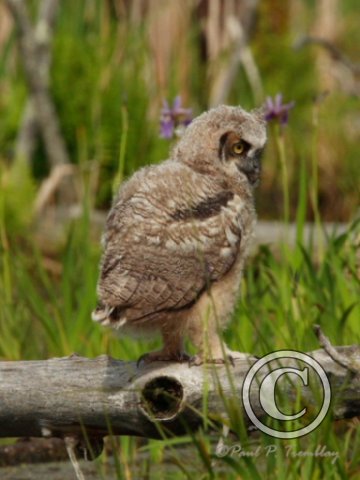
top-left (93, 161), bottom-right (255, 326)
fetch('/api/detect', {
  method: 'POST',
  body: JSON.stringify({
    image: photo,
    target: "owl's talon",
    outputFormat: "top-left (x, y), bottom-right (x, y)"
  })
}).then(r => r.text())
top-left (189, 353), bottom-right (246, 367)
top-left (137, 351), bottom-right (190, 367)
top-left (176, 352), bottom-right (191, 363)
top-left (136, 353), bottom-right (149, 368)
top-left (188, 355), bottom-right (232, 367)
top-left (188, 355), bottom-right (203, 367)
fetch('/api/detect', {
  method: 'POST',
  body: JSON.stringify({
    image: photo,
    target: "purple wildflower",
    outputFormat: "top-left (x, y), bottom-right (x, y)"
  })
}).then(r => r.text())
top-left (264, 93), bottom-right (295, 126)
top-left (160, 96), bottom-right (192, 139)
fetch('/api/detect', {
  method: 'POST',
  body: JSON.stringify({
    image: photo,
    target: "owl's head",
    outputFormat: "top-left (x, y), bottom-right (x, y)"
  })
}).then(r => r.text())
top-left (173, 105), bottom-right (267, 186)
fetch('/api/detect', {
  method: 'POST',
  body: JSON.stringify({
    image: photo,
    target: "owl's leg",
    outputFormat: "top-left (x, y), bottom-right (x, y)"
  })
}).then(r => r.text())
top-left (137, 324), bottom-right (190, 367)
top-left (188, 329), bottom-right (249, 366)
top-left (187, 305), bottom-right (250, 367)
top-left (188, 323), bottom-right (230, 366)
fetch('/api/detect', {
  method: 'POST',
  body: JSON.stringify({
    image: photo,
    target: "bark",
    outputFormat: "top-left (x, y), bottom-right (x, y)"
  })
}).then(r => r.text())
top-left (0, 345), bottom-right (358, 450)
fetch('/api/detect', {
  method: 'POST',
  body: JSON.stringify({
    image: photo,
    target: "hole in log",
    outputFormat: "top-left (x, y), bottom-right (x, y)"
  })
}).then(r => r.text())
top-left (140, 376), bottom-right (184, 421)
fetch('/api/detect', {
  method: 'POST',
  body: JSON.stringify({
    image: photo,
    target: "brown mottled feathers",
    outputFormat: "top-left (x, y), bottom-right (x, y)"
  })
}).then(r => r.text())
top-left (97, 163), bottom-right (241, 323)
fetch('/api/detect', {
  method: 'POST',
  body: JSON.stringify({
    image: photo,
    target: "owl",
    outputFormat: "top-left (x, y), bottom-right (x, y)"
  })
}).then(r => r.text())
top-left (92, 105), bottom-right (267, 365)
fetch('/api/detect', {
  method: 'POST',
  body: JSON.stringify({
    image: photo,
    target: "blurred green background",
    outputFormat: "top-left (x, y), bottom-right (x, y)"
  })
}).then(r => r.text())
top-left (0, 0), bottom-right (359, 225)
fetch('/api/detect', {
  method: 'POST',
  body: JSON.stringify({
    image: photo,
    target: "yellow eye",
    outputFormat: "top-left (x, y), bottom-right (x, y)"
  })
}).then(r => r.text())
top-left (232, 142), bottom-right (245, 155)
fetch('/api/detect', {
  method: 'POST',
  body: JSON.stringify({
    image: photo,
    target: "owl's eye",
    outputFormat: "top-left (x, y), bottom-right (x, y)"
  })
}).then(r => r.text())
top-left (232, 141), bottom-right (245, 155)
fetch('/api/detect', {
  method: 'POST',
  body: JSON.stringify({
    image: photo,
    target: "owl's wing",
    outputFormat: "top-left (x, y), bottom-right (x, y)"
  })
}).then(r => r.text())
top-left (96, 171), bottom-right (243, 323)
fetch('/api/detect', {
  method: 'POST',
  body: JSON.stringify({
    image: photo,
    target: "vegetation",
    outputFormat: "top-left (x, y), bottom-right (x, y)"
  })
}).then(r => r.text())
top-left (0, 0), bottom-right (359, 478)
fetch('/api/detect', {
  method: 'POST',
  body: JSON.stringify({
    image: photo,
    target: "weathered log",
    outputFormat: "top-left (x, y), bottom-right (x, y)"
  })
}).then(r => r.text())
top-left (0, 345), bottom-right (359, 446)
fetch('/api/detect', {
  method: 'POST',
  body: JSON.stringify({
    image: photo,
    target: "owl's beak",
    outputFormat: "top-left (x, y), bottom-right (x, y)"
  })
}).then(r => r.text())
top-left (236, 154), bottom-right (261, 185)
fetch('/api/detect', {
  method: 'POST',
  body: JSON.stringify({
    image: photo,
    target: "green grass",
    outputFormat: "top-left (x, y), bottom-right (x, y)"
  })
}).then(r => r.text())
top-left (0, 0), bottom-right (360, 478)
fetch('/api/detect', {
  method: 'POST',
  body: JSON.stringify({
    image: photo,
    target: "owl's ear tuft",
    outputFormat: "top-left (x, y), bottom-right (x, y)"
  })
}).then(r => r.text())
top-left (251, 103), bottom-right (267, 123)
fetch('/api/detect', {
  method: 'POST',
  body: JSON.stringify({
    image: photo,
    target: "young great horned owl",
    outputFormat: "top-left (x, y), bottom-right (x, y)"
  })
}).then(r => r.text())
top-left (93, 105), bottom-right (267, 365)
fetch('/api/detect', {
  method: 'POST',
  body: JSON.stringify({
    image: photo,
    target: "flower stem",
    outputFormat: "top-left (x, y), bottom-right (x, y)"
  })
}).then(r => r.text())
top-left (275, 127), bottom-right (290, 225)
top-left (113, 105), bottom-right (129, 194)
top-left (311, 104), bottom-right (324, 259)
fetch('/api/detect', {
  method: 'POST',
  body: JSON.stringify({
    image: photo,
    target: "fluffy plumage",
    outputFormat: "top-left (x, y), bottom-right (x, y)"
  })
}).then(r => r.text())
top-left (93, 105), bottom-right (267, 365)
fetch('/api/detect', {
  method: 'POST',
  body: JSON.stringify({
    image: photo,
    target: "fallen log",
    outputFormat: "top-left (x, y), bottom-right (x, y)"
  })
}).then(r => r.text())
top-left (0, 343), bottom-right (359, 454)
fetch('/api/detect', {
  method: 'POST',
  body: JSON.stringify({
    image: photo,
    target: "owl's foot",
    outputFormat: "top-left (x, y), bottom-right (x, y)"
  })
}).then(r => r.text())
top-left (189, 350), bottom-right (253, 367)
top-left (137, 350), bottom-right (191, 367)
top-left (188, 354), bottom-right (233, 367)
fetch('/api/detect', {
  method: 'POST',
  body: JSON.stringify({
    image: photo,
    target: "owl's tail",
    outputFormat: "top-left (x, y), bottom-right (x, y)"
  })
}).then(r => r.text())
top-left (91, 303), bottom-right (127, 328)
